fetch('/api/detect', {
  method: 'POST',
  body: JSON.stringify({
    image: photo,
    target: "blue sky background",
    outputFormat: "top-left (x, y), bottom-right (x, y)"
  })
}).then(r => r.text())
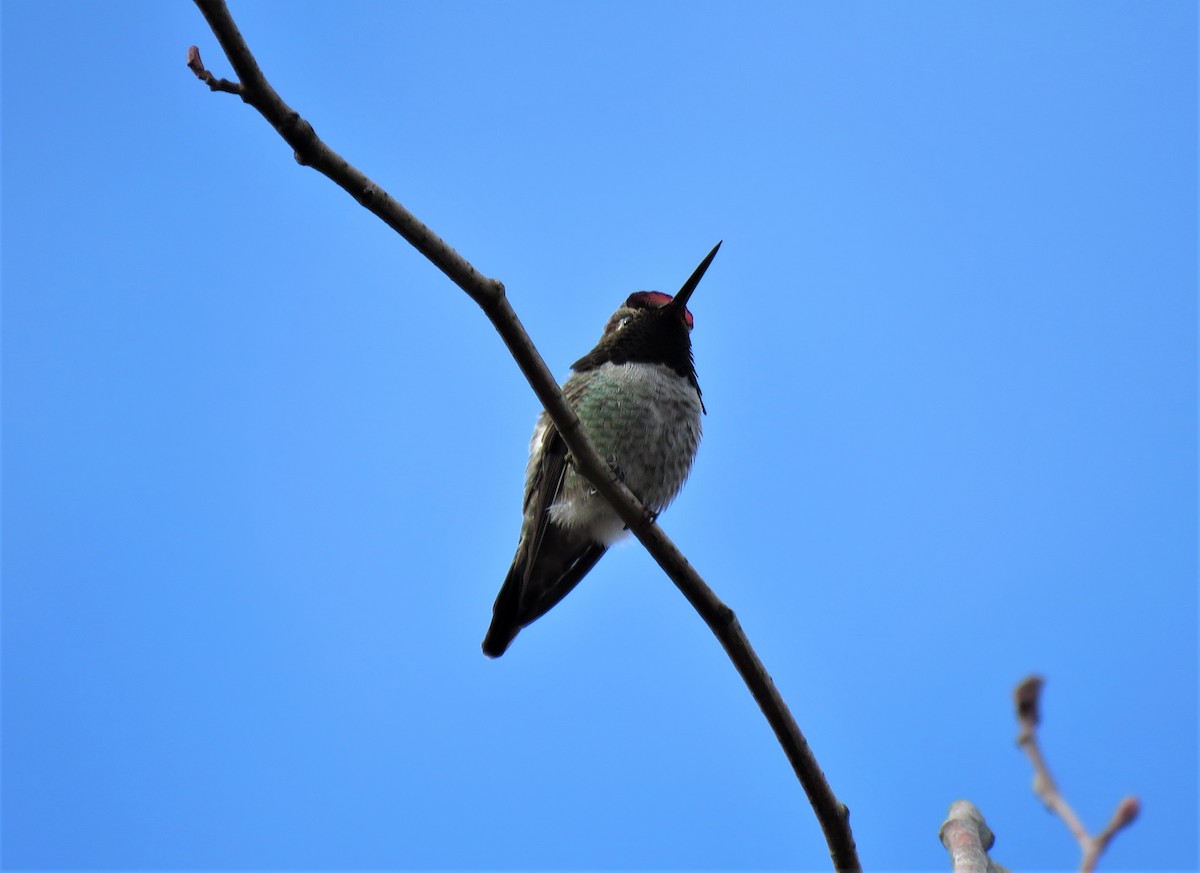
top-left (3, 2), bottom-right (1196, 871)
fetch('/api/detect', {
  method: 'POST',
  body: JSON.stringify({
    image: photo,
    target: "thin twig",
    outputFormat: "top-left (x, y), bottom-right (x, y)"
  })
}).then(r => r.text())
top-left (186, 46), bottom-right (241, 94)
top-left (187, 3), bottom-right (860, 870)
top-left (1013, 676), bottom-right (1139, 873)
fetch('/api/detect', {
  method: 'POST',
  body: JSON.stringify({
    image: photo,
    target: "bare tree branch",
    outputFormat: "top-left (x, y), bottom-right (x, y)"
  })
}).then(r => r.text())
top-left (1014, 676), bottom-right (1139, 873)
top-left (939, 801), bottom-right (1011, 873)
top-left (186, 2), bottom-right (860, 870)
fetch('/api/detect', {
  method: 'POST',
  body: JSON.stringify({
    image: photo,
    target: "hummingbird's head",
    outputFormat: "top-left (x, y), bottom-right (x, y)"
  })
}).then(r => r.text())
top-left (599, 290), bottom-right (694, 339)
top-left (570, 243), bottom-right (721, 400)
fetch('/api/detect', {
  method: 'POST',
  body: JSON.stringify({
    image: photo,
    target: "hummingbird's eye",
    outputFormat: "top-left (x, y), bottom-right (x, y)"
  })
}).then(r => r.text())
top-left (616, 316), bottom-right (632, 331)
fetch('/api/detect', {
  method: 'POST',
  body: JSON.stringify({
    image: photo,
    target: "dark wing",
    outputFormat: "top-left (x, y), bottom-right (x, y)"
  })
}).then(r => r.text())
top-left (521, 424), bottom-right (571, 586)
top-left (481, 420), bottom-right (607, 657)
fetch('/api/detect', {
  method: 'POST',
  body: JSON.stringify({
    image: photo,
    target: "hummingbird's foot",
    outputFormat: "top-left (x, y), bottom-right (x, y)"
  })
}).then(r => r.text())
top-left (622, 507), bottom-right (658, 531)
top-left (605, 455), bottom-right (626, 484)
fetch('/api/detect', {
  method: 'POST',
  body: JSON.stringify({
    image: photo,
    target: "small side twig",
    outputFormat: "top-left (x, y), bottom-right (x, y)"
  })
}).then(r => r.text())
top-left (186, 46), bottom-right (241, 95)
top-left (1013, 676), bottom-right (1140, 873)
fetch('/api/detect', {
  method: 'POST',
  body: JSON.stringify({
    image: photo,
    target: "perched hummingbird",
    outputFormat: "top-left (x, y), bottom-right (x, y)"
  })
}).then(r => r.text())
top-left (482, 243), bottom-right (721, 657)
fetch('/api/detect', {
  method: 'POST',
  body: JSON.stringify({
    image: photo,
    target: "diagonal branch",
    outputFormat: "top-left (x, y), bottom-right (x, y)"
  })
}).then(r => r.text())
top-left (187, 4), bottom-right (860, 870)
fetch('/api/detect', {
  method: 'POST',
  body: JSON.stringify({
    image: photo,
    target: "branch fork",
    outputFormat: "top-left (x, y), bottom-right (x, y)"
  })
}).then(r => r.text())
top-left (1013, 676), bottom-right (1139, 873)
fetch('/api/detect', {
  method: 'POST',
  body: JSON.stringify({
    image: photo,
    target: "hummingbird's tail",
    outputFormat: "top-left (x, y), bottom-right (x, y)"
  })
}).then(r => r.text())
top-left (482, 559), bottom-right (530, 658)
top-left (481, 615), bottom-right (519, 658)
top-left (481, 539), bottom-right (608, 658)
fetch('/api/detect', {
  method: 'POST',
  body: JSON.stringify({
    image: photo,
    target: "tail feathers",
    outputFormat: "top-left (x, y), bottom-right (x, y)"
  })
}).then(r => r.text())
top-left (481, 621), bottom-right (519, 659)
top-left (482, 570), bottom-right (522, 658)
top-left (481, 539), bottom-right (607, 658)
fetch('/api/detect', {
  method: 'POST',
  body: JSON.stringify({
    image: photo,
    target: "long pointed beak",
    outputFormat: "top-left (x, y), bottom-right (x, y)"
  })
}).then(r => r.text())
top-left (668, 241), bottom-right (722, 315)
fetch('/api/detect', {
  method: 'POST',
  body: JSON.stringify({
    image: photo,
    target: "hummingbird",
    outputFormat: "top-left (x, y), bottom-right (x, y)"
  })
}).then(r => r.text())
top-left (482, 242), bottom-right (721, 657)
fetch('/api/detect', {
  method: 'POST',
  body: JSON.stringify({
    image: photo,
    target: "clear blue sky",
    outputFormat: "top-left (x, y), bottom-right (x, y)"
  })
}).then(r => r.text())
top-left (3, 2), bottom-right (1196, 870)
